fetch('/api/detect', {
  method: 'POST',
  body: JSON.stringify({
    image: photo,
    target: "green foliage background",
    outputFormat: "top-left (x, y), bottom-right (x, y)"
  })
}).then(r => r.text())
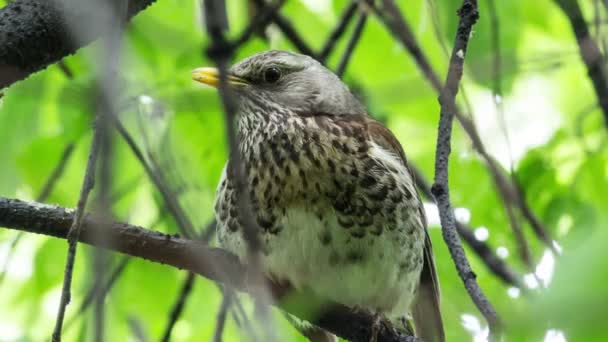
top-left (0, 0), bottom-right (607, 341)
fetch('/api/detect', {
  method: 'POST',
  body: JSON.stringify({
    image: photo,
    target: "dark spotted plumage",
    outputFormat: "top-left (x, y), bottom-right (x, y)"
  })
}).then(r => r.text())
top-left (196, 50), bottom-right (444, 342)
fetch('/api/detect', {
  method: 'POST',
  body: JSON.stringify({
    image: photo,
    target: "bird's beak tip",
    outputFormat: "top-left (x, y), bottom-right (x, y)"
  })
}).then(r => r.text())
top-left (192, 67), bottom-right (219, 88)
top-left (191, 67), bottom-right (248, 89)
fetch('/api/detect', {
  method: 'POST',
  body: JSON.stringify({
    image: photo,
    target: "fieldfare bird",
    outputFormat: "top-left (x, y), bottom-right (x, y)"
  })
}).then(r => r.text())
top-left (192, 50), bottom-right (444, 342)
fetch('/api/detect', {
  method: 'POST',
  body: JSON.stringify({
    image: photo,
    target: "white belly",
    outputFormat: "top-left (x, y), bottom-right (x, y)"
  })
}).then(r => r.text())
top-left (219, 204), bottom-right (423, 317)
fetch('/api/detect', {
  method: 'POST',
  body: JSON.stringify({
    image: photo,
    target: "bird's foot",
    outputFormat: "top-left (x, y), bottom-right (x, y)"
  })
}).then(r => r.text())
top-left (348, 306), bottom-right (388, 342)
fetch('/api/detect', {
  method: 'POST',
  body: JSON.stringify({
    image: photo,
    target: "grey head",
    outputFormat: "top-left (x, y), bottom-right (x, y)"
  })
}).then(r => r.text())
top-left (228, 50), bottom-right (366, 117)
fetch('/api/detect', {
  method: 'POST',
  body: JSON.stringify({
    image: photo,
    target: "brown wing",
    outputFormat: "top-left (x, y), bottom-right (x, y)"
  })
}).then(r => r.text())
top-left (365, 118), bottom-right (446, 342)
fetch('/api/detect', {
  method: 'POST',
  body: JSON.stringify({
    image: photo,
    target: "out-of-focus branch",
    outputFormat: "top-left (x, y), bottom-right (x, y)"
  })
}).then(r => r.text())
top-left (428, 1), bottom-right (501, 340)
top-left (0, 0), bottom-right (158, 89)
top-left (0, 197), bottom-right (418, 342)
top-left (114, 120), bottom-right (197, 238)
top-left (161, 272), bottom-right (196, 342)
top-left (213, 290), bottom-right (232, 342)
top-left (38, 143), bottom-right (76, 202)
top-left (318, 1), bottom-right (359, 63)
top-left (249, 0), bottom-right (316, 58)
top-left (160, 220), bottom-right (216, 342)
top-left (485, 0), bottom-right (535, 269)
top-left (554, 0), bottom-right (608, 127)
top-left (0, 142), bottom-right (75, 287)
top-left (65, 257), bottom-right (130, 331)
top-left (52, 122), bottom-right (102, 342)
top-left (204, 0), bottom-right (262, 256)
top-left (233, 0), bottom-right (287, 48)
top-left (373, 0), bottom-right (558, 255)
top-left (335, 6), bottom-right (368, 77)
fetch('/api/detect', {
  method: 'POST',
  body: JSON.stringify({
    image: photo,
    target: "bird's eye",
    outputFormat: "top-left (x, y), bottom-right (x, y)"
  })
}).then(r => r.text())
top-left (263, 67), bottom-right (282, 83)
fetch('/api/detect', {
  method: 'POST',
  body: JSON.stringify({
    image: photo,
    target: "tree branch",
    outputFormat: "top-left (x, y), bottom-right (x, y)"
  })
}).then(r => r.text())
top-left (249, 0), bottom-right (316, 58)
top-left (429, 1), bottom-right (501, 340)
top-left (0, 196), bottom-right (418, 342)
top-left (318, 0), bottom-right (359, 63)
top-left (161, 272), bottom-right (196, 342)
top-left (554, 0), bottom-right (608, 127)
top-left (52, 120), bottom-right (102, 342)
top-left (373, 0), bottom-right (558, 255)
top-left (335, 5), bottom-right (368, 77)
top-left (0, 0), bottom-right (157, 89)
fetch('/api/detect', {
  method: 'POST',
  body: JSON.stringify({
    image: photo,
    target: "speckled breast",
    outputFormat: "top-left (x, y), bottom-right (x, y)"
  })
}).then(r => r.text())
top-left (215, 114), bottom-right (425, 316)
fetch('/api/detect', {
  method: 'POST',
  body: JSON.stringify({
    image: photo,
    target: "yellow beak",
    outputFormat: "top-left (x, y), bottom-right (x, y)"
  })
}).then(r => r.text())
top-left (191, 67), bottom-right (248, 88)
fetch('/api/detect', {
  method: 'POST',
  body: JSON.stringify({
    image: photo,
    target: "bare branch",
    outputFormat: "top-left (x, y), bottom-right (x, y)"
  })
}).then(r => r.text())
top-left (38, 143), bottom-right (76, 202)
top-left (90, 1), bottom-right (129, 339)
top-left (203, 0), bottom-right (262, 256)
top-left (232, 0), bottom-right (287, 48)
top-left (114, 119), bottom-right (197, 238)
top-left (75, 257), bottom-right (130, 324)
top-left (555, 0), bottom-right (608, 127)
top-left (0, 197), bottom-right (418, 342)
top-left (318, 1), bottom-right (359, 63)
top-left (160, 219), bottom-right (217, 342)
top-left (335, 6), bottom-right (368, 77)
top-left (429, 1), bottom-right (501, 339)
top-left (249, 0), bottom-right (316, 57)
top-left (52, 121), bottom-right (102, 342)
top-left (0, 142), bottom-right (75, 287)
top-left (161, 272), bottom-right (196, 342)
top-left (373, 0), bottom-right (557, 255)
top-left (213, 290), bottom-right (233, 342)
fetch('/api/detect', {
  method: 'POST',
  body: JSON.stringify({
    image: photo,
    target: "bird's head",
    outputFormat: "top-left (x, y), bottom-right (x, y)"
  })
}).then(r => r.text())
top-left (192, 50), bottom-right (366, 118)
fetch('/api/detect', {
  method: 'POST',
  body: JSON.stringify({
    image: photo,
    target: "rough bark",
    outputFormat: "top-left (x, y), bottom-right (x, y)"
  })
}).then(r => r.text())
top-left (0, 0), bottom-right (157, 89)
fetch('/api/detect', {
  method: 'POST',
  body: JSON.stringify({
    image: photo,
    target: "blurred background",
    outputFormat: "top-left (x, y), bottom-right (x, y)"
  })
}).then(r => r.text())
top-left (0, 0), bottom-right (607, 341)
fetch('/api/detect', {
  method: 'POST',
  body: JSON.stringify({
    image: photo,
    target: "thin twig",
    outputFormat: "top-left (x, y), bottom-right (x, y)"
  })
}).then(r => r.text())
top-left (503, 196), bottom-right (533, 269)
top-left (429, 1), bottom-right (501, 340)
top-left (160, 1), bottom-right (290, 337)
top-left (200, 219), bottom-right (218, 243)
top-left (57, 61), bottom-right (74, 80)
top-left (38, 143), bottom-right (77, 201)
top-left (204, 0), bottom-right (262, 256)
top-left (486, 0), bottom-right (515, 170)
top-left (128, 316), bottom-right (150, 342)
top-left (555, 0), bottom-right (608, 127)
top-left (72, 257), bottom-right (129, 326)
top-left (230, 293), bottom-right (260, 342)
top-left (160, 272), bottom-right (196, 342)
top-left (232, 0), bottom-right (287, 48)
top-left (204, 2), bottom-right (276, 339)
top-left (0, 142), bottom-right (75, 287)
top-left (213, 290), bottom-right (233, 342)
top-left (318, 0), bottom-right (359, 63)
top-left (64, 211), bottom-right (169, 333)
top-left (485, 0), bottom-right (534, 268)
top-left (91, 1), bottom-right (129, 338)
top-left (51, 121), bottom-right (103, 342)
top-left (249, 0), bottom-right (316, 57)
top-left (335, 6), bottom-right (368, 77)
top-left (114, 119), bottom-right (197, 238)
top-left (159, 219), bottom-right (217, 342)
